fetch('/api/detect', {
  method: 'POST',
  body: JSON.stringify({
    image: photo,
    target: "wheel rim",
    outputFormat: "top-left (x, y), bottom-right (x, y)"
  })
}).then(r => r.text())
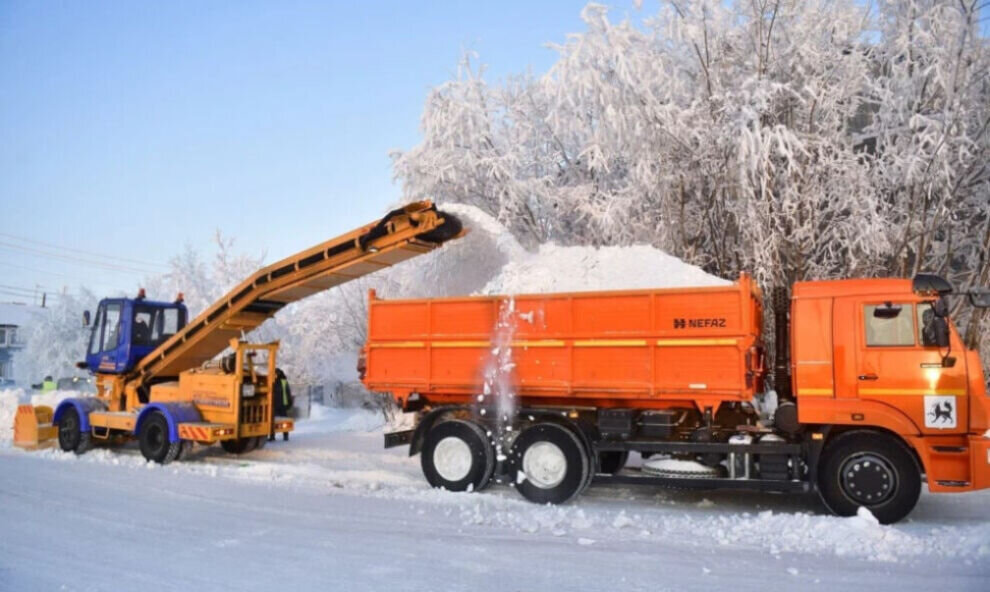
top-left (522, 441), bottom-right (567, 489)
top-left (839, 452), bottom-right (897, 505)
top-left (433, 436), bottom-right (473, 482)
top-left (147, 423), bottom-right (165, 452)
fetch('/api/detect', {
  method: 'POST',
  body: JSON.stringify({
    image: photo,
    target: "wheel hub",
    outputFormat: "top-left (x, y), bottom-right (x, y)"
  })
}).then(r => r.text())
top-left (433, 436), bottom-right (473, 482)
top-left (522, 441), bottom-right (567, 489)
top-left (147, 425), bottom-right (164, 450)
top-left (839, 453), bottom-right (896, 505)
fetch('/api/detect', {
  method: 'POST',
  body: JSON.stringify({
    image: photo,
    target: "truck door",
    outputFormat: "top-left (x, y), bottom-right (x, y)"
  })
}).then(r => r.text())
top-left (84, 300), bottom-right (127, 373)
top-left (855, 299), bottom-right (968, 434)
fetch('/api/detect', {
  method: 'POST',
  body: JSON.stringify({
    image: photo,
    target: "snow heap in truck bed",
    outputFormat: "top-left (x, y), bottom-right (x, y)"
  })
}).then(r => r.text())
top-left (398, 203), bottom-right (730, 298)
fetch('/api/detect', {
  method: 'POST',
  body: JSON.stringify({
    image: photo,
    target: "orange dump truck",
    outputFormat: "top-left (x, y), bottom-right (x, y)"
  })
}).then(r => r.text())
top-left (363, 273), bottom-right (990, 523)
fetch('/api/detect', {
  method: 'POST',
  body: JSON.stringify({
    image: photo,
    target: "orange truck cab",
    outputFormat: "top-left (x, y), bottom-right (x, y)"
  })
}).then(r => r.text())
top-left (790, 275), bottom-right (990, 501)
top-left (364, 272), bottom-right (989, 523)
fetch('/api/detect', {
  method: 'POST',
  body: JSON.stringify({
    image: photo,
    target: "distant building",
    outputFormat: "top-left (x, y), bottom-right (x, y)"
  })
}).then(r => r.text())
top-left (0, 302), bottom-right (43, 385)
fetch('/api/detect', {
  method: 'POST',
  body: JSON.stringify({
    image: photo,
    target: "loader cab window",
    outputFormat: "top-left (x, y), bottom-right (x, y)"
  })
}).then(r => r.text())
top-left (87, 305), bottom-right (104, 356)
top-left (133, 305), bottom-right (185, 348)
top-left (864, 303), bottom-right (915, 347)
top-left (101, 303), bottom-right (122, 352)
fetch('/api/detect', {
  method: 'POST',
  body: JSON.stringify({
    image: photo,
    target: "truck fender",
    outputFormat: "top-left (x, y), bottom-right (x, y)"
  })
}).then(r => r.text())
top-left (134, 403), bottom-right (201, 442)
top-left (409, 406), bottom-right (466, 456)
top-left (52, 398), bottom-right (107, 433)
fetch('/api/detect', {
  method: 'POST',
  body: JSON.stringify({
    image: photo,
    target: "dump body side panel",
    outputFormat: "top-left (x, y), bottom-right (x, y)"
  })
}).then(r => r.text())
top-left (364, 276), bottom-right (763, 408)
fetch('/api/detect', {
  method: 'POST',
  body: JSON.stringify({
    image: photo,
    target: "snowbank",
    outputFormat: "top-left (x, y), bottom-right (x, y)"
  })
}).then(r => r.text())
top-left (0, 388), bottom-right (24, 444)
top-left (0, 388), bottom-right (83, 445)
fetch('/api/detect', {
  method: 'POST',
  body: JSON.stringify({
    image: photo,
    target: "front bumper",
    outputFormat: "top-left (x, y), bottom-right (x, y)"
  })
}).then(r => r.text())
top-left (910, 434), bottom-right (990, 492)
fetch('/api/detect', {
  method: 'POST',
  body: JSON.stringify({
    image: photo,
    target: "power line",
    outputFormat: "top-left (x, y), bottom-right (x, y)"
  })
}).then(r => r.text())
top-left (0, 241), bottom-right (163, 276)
top-left (0, 289), bottom-right (58, 302)
top-left (0, 232), bottom-right (169, 270)
top-left (0, 260), bottom-right (133, 292)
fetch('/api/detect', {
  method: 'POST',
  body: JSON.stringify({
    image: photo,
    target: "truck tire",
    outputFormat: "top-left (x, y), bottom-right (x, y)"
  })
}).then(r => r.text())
top-left (57, 407), bottom-right (92, 455)
top-left (421, 420), bottom-right (495, 492)
top-left (509, 423), bottom-right (589, 504)
top-left (597, 451), bottom-right (629, 475)
top-left (817, 431), bottom-right (921, 524)
top-left (139, 411), bottom-right (182, 464)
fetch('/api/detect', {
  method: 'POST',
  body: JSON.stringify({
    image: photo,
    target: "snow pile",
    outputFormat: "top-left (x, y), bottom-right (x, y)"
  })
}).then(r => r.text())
top-left (0, 388), bottom-right (25, 445)
top-left (0, 389), bottom-right (84, 445)
top-left (480, 243), bottom-right (729, 295)
top-left (394, 203), bottom-right (728, 298)
top-left (380, 203), bottom-right (527, 300)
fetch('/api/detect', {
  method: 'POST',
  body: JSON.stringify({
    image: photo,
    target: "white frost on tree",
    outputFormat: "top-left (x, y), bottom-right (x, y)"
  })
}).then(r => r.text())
top-left (392, 0), bottom-right (989, 364)
top-left (14, 289), bottom-right (99, 384)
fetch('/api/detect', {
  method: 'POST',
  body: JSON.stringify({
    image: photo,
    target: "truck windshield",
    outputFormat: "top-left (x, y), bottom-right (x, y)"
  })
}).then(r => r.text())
top-left (133, 305), bottom-right (184, 348)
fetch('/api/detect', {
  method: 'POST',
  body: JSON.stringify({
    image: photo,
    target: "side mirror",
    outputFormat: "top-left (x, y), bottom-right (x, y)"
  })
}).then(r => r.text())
top-left (933, 298), bottom-right (949, 317)
top-left (873, 303), bottom-right (902, 319)
top-left (82, 310), bottom-right (91, 327)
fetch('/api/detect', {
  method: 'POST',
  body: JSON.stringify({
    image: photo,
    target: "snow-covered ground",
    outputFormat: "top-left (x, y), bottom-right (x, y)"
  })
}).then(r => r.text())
top-left (2, 403), bottom-right (987, 591)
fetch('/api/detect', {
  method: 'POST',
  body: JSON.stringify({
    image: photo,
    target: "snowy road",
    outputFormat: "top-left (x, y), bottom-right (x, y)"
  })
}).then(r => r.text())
top-left (1, 408), bottom-right (988, 592)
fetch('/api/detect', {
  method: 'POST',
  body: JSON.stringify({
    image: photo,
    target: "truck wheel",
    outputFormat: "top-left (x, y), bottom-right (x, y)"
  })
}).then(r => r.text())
top-left (509, 423), bottom-right (589, 504)
top-left (57, 407), bottom-right (92, 454)
top-left (421, 420), bottom-right (495, 492)
top-left (597, 451), bottom-right (629, 475)
top-left (139, 411), bottom-right (182, 464)
top-left (818, 431), bottom-right (921, 524)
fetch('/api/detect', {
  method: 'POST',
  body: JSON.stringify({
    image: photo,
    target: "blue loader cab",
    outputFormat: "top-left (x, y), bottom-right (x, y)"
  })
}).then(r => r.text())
top-left (83, 291), bottom-right (188, 374)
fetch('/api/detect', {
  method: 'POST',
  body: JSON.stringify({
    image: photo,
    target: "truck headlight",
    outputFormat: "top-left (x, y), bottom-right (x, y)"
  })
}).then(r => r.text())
top-left (241, 383), bottom-right (256, 398)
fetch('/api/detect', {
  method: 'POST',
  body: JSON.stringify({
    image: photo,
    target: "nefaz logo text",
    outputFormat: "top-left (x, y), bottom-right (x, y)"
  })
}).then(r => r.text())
top-left (673, 317), bottom-right (727, 329)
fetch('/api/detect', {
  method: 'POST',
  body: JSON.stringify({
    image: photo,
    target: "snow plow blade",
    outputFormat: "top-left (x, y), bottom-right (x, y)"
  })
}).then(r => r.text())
top-left (13, 405), bottom-right (57, 450)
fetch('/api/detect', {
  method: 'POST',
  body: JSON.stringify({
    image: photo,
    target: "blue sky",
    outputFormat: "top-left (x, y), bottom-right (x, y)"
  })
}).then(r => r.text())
top-left (0, 0), bottom-right (602, 300)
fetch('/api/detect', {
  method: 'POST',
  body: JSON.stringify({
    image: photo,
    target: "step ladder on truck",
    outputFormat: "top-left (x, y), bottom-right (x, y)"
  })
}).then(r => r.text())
top-left (13, 201), bottom-right (464, 463)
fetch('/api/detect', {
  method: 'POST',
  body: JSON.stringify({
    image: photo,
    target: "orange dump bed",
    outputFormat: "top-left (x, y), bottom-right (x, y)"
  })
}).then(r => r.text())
top-left (363, 274), bottom-right (765, 409)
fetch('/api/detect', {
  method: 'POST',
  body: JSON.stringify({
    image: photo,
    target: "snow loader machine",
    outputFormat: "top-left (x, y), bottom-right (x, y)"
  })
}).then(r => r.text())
top-left (13, 201), bottom-right (463, 462)
top-left (364, 274), bottom-right (990, 523)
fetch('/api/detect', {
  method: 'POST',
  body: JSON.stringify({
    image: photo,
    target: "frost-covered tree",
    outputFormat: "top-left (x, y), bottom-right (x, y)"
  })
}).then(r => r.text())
top-left (392, 0), bottom-right (989, 364)
top-left (14, 289), bottom-right (99, 384)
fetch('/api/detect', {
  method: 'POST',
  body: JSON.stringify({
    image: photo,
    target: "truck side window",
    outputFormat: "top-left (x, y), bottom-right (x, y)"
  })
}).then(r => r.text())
top-left (162, 308), bottom-right (179, 337)
top-left (133, 311), bottom-right (153, 346)
top-left (102, 303), bottom-right (122, 352)
top-left (864, 304), bottom-right (915, 347)
top-left (917, 303), bottom-right (939, 347)
top-left (88, 305), bottom-right (105, 356)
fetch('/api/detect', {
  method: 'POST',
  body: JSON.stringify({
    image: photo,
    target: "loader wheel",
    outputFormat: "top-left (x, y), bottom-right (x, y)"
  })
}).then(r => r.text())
top-left (421, 420), bottom-right (495, 492)
top-left (818, 431), bottom-right (921, 524)
top-left (597, 451), bottom-right (629, 475)
top-left (220, 437), bottom-right (255, 454)
top-left (509, 423), bottom-right (589, 505)
top-left (139, 412), bottom-right (182, 464)
top-left (57, 407), bottom-right (92, 454)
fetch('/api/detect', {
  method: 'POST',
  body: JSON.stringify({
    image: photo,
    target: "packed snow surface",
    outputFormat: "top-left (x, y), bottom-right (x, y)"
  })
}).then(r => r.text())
top-left (2, 402), bottom-right (988, 591)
